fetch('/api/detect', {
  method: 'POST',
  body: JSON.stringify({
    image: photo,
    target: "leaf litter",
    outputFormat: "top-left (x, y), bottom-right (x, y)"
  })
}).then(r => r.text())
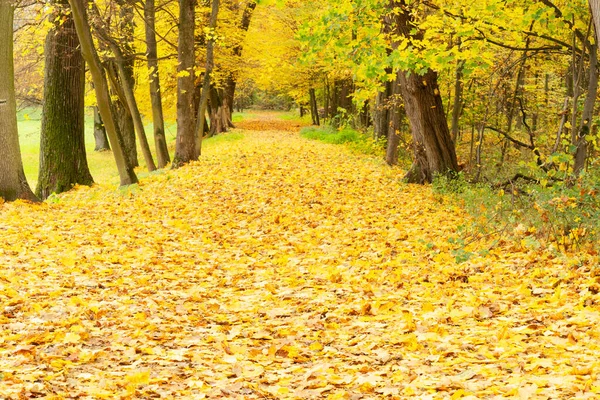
top-left (1, 129), bottom-right (600, 399)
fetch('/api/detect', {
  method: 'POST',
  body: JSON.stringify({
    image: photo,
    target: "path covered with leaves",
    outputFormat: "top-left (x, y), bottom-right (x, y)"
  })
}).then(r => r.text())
top-left (1, 125), bottom-right (600, 399)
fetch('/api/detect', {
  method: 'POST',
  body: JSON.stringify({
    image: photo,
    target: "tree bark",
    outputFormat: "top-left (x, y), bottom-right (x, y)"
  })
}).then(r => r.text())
top-left (145, 0), bottom-right (170, 168)
top-left (386, 73), bottom-right (403, 166)
top-left (450, 60), bottom-right (464, 142)
top-left (373, 77), bottom-right (392, 140)
top-left (173, 0), bottom-right (197, 167)
top-left (105, 62), bottom-right (137, 169)
top-left (36, 0), bottom-right (93, 200)
top-left (392, 1), bottom-right (459, 183)
top-left (590, 0), bottom-right (600, 45)
top-left (0, 0), bottom-right (37, 202)
top-left (194, 0), bottom-right (220, 155)
top-left (309, 88), bottom-right (320, 126)
top-left (68, 0), bottom-right (137, 186)
top-left (222, 1), bottom-right (256, 123)
top-left (96, 27), bottom-right (157, 172)
top-left (574, 43), bottom-right (598, 175)
top-left (93, 106), bottom-right (110, 151)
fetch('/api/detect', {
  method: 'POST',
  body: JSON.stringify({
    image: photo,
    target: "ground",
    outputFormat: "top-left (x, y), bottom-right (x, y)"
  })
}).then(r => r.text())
top-left (1, 120), bottom-right (600, 399)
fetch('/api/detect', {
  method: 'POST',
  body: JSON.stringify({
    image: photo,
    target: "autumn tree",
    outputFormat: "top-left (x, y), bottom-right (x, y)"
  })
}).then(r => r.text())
top-left (91, 2), bottom-right (157, 172)
top-left (0, 0), bottom-right (37, 201)
top-left (68, 0), bottom-right (138, 186)
top-left (36, 0), bottom-right (94, 200)
top-left (144, 0), bottom-right (171, 168)
top-left (391, 1), bottom-right (458, 183)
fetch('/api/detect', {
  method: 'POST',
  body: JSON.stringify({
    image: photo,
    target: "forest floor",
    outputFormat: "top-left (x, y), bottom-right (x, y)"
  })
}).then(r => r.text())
top-left (1, 118), bottom-right (600, 399)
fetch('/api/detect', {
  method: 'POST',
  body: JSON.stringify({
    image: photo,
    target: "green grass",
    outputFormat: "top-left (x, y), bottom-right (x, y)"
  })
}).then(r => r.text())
top-left (232, 111), bottom-right (259, 122)
top-left (18, 107), bottom-right (179, 189)
top-left (300, 125), bottom-right (389, 158)
top-left (203, 132), bottom-right (244, 147)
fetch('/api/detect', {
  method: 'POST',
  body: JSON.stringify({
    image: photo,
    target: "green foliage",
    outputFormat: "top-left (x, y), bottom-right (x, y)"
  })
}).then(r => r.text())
top-left (300, 125), bottom-right (385, 156)
top-left (434, 169), bottom-right (600, 252)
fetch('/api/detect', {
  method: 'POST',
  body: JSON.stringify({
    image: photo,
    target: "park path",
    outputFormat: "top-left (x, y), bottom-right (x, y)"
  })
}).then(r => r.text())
top-left (0, 123), bottom-right (599, 398)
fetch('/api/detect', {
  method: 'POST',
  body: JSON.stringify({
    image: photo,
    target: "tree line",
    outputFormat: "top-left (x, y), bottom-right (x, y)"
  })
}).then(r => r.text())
top-left (0, 0), bottom-right (256, 202)
top-left (284, 0), bottom-right (600, 185)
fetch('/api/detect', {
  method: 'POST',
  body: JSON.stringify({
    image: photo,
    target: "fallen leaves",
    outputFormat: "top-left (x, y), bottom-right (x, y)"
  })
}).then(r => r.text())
top-left (0, 127), bottom-right (600, 398)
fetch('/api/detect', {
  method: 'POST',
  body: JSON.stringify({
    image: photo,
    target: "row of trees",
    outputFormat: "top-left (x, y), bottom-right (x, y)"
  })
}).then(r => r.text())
top-left (1, 0), bottom-right (257, 202)
top-left (254, 0), bottom-right (600, 184)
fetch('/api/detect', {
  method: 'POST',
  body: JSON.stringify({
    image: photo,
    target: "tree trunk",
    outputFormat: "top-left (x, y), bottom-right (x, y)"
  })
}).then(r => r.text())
top-left (106, 62), bottom-right (138, 169)
top-left (36, 0), bottom-right (93, 200)
top-left (373, 77), bottom-right (392, 140)
top-left (222, 0), bottom-right (256, 123)
top-left (309, 88), bottom-right (320, 126)
top-left (0, 0), bottom-right (37, 202)
top-left (145, 0), bottom-right (170, 168)
top-left (392, 1), bottom-right (458, 183)
top-left (590, 0), bottom-right (600, 45)
top-left (450, 59), bottom-right (464, 143)
top-left (173, 0), bottom-right (197, 167)
top-left (386, 73), bottom-right (402, 166)
top-left (194, 0), bottom-right (220, 155)
top-left (93, 106), bottom-right (110, 151)
top-left (574, 43), bottom-right (598, 175)
top-left (68, 0), bottom-right (137, 186)
top-left (100, 34), bottom-right (157, 172)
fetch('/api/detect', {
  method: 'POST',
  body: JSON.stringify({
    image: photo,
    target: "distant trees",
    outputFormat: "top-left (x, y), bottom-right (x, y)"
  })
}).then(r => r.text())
top-left (68, 0), bottom-right (138, 186)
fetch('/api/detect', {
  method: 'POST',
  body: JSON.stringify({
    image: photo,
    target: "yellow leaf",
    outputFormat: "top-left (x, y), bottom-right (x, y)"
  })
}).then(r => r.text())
top-left (125, 371), bottom-right (150, 386)
top-left (63, 332), bottom-right (81, 344)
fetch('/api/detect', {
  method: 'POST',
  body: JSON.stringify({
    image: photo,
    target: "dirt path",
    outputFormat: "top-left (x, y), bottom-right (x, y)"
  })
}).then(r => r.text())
top-left (0, 129), bottom-right (598, 398)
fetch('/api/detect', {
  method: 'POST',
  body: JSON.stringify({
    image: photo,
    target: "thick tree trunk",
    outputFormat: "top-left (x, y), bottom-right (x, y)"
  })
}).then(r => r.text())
top-left (93, 106), bottom-right (110, 151)
top-left (173, 0), bottom-right (197, 167)
top-left (194, 0), bottom-right (220, 155)
top-left (0, 0), bottom-right (37, 202)
top-left (36, 1), bottom-right (93, 200)
top-left (145, 0), bottom-right (170, 168)
top-left (208, 87), bottom-right (222, 137)
top-left (68, 0), bottom-right (137, 186)
top-left (574, 43), bottom-right (598, 175)
top-left (392, 1), bottom-right (458, 183)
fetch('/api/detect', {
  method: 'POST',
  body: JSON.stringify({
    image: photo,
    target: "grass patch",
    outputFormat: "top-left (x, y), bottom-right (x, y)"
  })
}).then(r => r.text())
top-left (232, 111), bottom-right (259, 123)
top-left (300, 125), bottom-right (386, 157)
top-left (203, 132), bottom-right (244, 146)
top-left (18, 107), bottom-right (180, 189)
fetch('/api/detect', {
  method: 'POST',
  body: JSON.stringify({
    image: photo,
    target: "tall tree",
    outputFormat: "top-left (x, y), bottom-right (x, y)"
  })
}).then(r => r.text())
top-left (90, 3), bottom-right (157, 172)
top-left (392, 1), bottom-right (459, 183)
top-left (0, 0), bottom-right (37, 202)
top-left (36, 0), bottom-right (93, 200)
top-left (68, 0), bottom-right (137, 186)
top-left (195, 0), bottom-right (220, 155)
top-left (173, 0), bottom-right (197, 167)
top-left (144, 0), bottom-right (170, 168)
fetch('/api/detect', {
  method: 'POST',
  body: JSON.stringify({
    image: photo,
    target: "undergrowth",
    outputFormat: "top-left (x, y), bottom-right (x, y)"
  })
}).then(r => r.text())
top-left (300, 125), bottom-right (385, 157)
top-left (434, 169), bottom-right (600, 258)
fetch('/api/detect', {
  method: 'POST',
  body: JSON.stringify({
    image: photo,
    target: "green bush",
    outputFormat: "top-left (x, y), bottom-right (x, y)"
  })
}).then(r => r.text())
top-left (434, 168), bottom-right (600, 253)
